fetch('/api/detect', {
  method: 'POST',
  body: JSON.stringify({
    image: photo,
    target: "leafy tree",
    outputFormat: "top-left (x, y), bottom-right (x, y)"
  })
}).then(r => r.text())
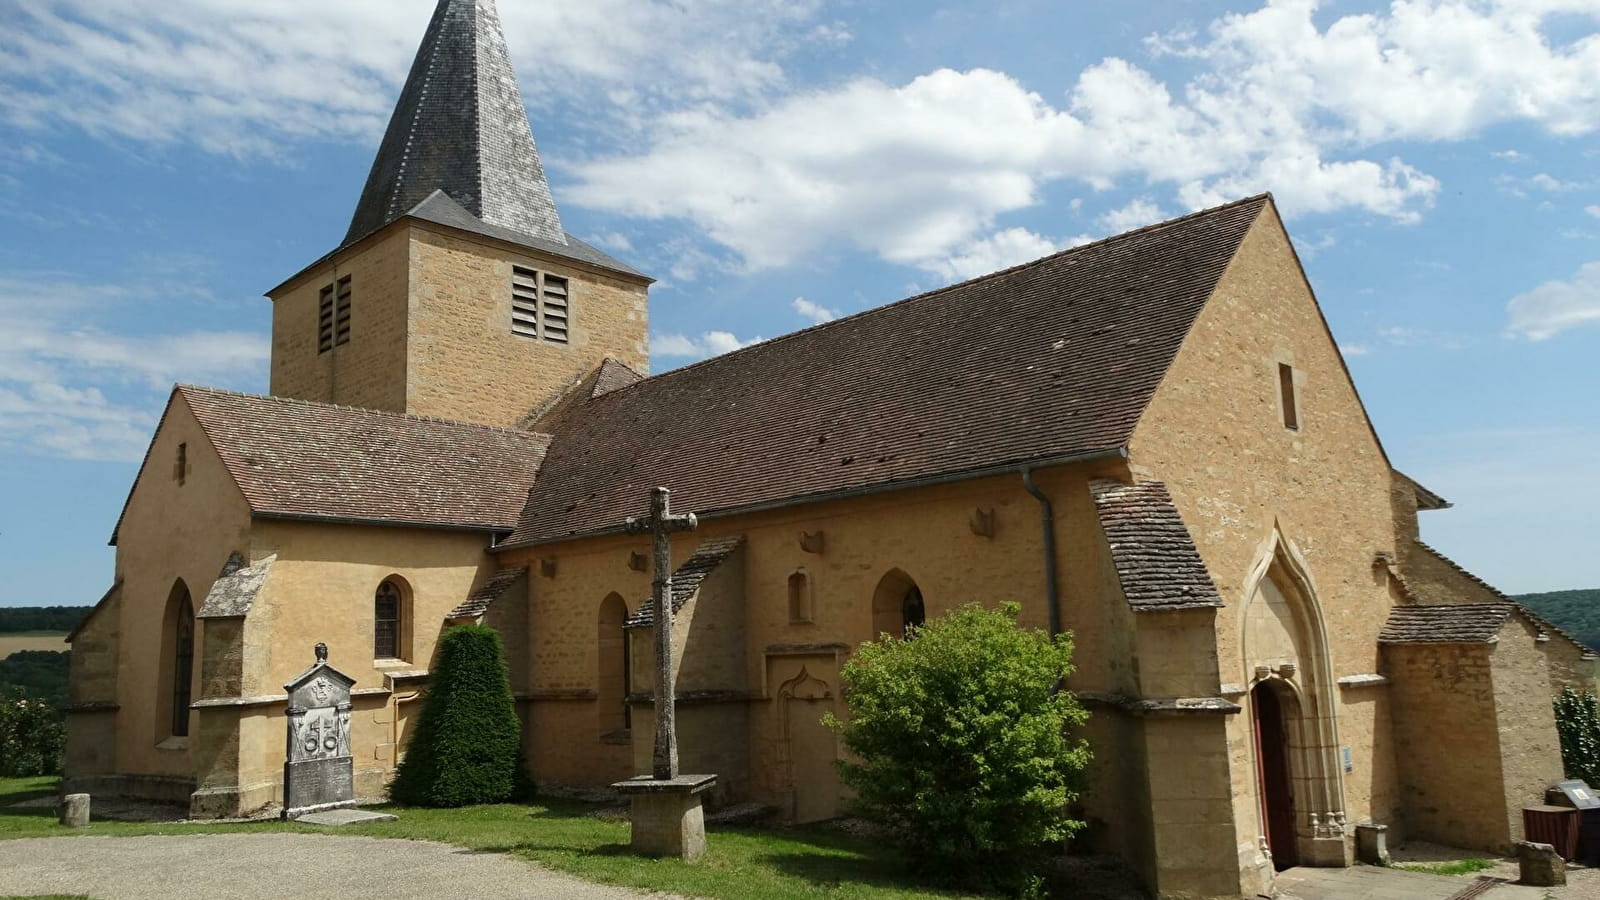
top-left (0, 690), bottom-right (65, 777)
top-left (0, 651), bottom-right (70, 711)
top-left (826, 602), bottom-right (1090, 894)
top-left (1518, 590), bottom-right (1600, 653)
top-left (1554, 686), bottom-right (1600, 788)
top-left (0, 607), bottom-right (90, 634)
top-left (389, 625), bottom-right (526, 807)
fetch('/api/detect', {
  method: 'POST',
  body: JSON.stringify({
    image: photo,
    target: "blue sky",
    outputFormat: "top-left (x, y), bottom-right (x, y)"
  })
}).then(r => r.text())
top-left (0, 0), bottom-right (1596, 607)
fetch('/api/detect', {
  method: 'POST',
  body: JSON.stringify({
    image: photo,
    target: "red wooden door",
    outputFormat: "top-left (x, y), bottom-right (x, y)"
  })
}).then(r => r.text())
top-left (1252, 683), bottom-right (1298, 869)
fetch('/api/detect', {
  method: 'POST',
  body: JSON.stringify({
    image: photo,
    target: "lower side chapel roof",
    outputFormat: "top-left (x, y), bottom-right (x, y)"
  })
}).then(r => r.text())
top-left (505, 195), bottom-right (1272, 546)
top-left (112, 386), bottom-right (552, 543)
top-left (1090, 479), bottom-right (1224, 611)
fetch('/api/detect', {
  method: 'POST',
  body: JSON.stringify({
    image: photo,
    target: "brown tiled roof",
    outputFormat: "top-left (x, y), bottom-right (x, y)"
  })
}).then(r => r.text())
top-left (446, 567), bottom-right (528, 620)
top-left (1089, 479), bottom-right (1224, 611)
top-left (1415, 541), bottom-right (1596, 656)
top-left (624, 537), bottom-right (744, 629)
top-left (1379, 603), bottom-right (1514, 644)
top-left (506, 195), bottom-right (1271, 545)
top-left (142, 386), bottom-right (550, 534)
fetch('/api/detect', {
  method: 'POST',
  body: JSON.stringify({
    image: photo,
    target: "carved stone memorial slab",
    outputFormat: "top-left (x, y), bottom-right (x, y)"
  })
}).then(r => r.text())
top-left (282, 643), bottom-right (356, 819)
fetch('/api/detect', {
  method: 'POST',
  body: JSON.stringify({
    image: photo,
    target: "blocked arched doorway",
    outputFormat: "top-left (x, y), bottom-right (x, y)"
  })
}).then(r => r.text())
top-left (870, 569), bottom-right (924, 640)
top-left (1252, 680), bottom-right (1299, 869)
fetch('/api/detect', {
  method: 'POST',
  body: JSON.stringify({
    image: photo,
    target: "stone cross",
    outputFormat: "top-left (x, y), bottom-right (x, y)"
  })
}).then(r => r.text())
top-left (625, 487), bottom-right (698, 780)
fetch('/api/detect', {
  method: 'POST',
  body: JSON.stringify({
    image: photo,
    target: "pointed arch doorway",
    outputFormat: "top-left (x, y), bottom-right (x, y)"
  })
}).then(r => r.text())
top-left (1252, 681), bottom-right (1299, 869)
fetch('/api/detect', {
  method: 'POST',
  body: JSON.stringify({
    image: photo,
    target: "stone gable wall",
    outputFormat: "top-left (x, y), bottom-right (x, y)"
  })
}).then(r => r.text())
top-left (103, 395), bottom-right (252, 782)
top-left (1128, 204), bottom-right (1402, 889)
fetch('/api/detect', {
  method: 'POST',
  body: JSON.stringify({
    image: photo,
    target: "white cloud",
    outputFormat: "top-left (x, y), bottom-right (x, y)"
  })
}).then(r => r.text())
top-left (1099, 198), bottom-right (1166, 234)
top-left (1339, 343), bottom-right (1370, 356)
top-left (570, 0), bottom-right (1600, 271)
top-left (1506, 260), bottom-right (1600, 340)
top-left (791, 297), bottom-right (838, 325)
top-left (0, 0), bottom-right (831, 155)
top-left (922, 228), bottom-right (1064, 283)
top-left (1492, 149), bottom-right (1528, 161)
top-left (0, 274), bottom-right (269, 461)
top-left (1585, 205), bottom-right (1600, 218)
top-left (650, 330), bottom-right (765, 361)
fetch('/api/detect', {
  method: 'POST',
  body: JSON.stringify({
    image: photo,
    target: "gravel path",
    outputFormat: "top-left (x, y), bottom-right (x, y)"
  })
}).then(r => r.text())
top-left (0, 834), bottom-right (688, 900)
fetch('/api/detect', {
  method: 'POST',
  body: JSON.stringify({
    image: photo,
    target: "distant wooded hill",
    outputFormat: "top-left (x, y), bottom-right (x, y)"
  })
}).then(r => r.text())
top-left (0, 651), bottom-right (68, 710)
top-left (0, 606), bottom-right (90, 634)
top-left (1516, 589), bottom-right (1600, 652)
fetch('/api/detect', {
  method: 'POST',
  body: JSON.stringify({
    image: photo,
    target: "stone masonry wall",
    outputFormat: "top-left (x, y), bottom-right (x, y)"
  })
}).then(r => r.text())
top-left (1386, 642), bottom-right (1506, 851)
top-left (405, 224), bottom-right (650, 427)
top-left (269, 226), bottom-right (410, 413)
top-left (1490, 616), bottom-right (1568, 849)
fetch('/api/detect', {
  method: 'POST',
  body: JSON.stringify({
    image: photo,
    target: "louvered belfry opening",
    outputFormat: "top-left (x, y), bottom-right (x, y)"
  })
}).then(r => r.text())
top-left (318, 275), bottom-right (353, 353)
top-left (511, 265), bottom-right (570, 344)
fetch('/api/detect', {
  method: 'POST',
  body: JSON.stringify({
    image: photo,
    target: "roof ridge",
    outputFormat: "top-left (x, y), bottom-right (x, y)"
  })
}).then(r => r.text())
top-left (175, 384), bottom-right (553, 439)
top-left (605, 193), bottom-right (1272, 398)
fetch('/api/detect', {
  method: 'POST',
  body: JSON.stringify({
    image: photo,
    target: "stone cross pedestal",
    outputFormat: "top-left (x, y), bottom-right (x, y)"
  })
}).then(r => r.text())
top-left (282, 643), bottom-right (357, 819)
top-left (611, 487), bottom-right (717, 860)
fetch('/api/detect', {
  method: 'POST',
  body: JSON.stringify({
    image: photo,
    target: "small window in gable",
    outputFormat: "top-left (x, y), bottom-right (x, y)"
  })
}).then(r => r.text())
top-left (1278, 363), bottom-right (1299, 431)
top-left (511, 265), bottom-right (571, 345)
top-left (174, 442), bottom-right (188, 486)
top-left (318, 275), bottom-right (353, 353)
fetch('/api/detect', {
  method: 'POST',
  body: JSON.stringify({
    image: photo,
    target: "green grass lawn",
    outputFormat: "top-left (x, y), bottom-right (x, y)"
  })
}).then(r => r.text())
top-left (0, 777), bottom-right (980, 900)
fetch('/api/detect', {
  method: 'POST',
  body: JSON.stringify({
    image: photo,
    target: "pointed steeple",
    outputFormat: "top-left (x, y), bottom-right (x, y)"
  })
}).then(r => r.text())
top-left (345, 0), bottom-right (566, 247)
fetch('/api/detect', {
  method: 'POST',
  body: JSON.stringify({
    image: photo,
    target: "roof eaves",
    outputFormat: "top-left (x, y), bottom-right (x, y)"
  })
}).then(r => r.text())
top-left (495, 445), bottom-right (1129, 551)
top-left (66, 579), bottom-right (123, 643)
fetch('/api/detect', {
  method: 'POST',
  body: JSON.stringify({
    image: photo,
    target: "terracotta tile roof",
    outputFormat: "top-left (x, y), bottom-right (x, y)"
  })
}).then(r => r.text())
top-left (1089, 479), bottom-right (1224, 611)
top-left (624, 537), bottom-right (744, 629)
top-left (1379, 603), bottom-right (1514, 644)
top-left (506, 195), bottom-right (1271, 546)
top-left (446, 567), bottom-right (528, 620)
top-left (1415, 541), bottom-right (1596, 656)
top-left (173, 386), bottom-right (550, 532)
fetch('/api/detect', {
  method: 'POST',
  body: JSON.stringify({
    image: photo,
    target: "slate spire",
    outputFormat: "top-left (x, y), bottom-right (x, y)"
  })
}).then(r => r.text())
top-left (344, 0), bottom-right (566, 247)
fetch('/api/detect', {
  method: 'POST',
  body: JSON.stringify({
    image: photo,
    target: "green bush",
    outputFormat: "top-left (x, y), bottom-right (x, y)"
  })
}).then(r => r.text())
top-left (826, 602), bottom-right (1090, 894)
top-left (1554, 685), bottom-right (1600, 787)
top-left (389, 625), bottom-right (527, 807)
top-left (0, 689), bottom-right (65, 777)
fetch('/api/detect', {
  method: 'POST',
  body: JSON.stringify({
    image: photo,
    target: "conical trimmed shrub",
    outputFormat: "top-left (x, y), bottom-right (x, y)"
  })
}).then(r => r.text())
top-left (389, 625), bottom-right (525, 807)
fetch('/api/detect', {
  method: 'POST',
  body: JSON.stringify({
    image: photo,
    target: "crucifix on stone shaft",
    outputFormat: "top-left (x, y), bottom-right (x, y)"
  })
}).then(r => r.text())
top-left (625, 487), bottom-right (698, 780)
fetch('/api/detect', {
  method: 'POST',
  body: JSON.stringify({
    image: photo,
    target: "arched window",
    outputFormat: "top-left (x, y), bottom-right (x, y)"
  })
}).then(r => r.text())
top-left (902, 586), bottom-right (926, 634)
top-left (160, 580), bottom-right (195, 739)
top-left (871, 569), bottom-right (924, 640)
top-left (597, 593), bottom-right (629, 733)
top-left (788, 570), bottom-right (813, 623)
top-left (374, 579), bottom-right (404, 660)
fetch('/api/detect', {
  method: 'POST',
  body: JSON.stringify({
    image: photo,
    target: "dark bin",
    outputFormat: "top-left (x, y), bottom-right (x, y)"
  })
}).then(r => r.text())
top-left (1524, 805), bottom-right (1581, 861)
top-left (1545, 779), bottom-right (1600, 865)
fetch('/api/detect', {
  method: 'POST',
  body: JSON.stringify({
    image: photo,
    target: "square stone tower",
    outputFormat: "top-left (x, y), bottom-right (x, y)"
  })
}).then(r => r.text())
top-left (266, 0), bottom-right (651, 427)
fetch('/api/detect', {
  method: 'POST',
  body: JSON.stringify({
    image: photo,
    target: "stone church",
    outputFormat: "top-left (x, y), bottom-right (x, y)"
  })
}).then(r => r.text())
top-left (63, 0), bottom-right (1596, 896)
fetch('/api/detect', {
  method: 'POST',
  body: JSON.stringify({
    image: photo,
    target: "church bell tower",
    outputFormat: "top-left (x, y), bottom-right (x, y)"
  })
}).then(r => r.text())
top-left (265, 0), bottom-right (651, 428)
